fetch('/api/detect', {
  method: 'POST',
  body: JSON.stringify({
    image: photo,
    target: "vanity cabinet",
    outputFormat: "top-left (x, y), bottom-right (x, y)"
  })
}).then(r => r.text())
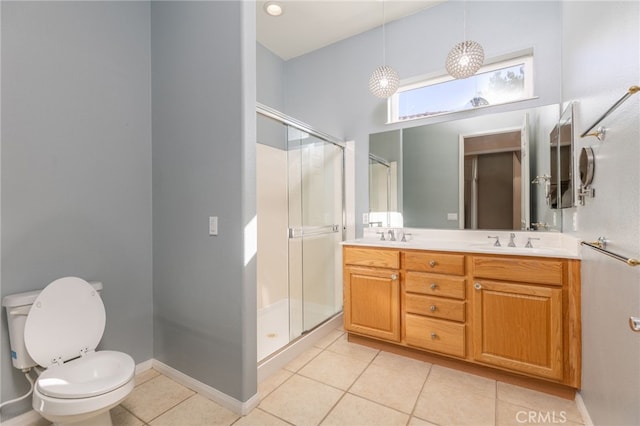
top-left (342, 245), bottom-right (581, 390)
top-left (343, 247), bottom-right (401, 342)
top-left (403, 252), bottom-right (467, 358)
top-left (471, 256), bottom-right (564, 380)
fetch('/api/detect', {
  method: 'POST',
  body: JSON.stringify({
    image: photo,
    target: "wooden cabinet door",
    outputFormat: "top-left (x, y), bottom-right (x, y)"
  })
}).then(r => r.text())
top-left (472, 280), bottom-right (563, 380)
top-left (344, 266), bottom-right (400, 342)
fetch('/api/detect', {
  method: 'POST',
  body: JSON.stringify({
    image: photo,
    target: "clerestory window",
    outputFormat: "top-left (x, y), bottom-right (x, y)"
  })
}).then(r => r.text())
top-left (388, 54), bottom-right (534, 123)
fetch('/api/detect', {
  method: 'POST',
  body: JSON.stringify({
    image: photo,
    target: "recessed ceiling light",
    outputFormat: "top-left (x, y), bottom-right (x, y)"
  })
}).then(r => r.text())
top-left (264, 1), bottom-right (284, 17)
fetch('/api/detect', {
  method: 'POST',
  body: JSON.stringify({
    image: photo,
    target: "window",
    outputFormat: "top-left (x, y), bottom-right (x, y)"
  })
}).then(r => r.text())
top-left (389, 55), bottom-right (534, 123)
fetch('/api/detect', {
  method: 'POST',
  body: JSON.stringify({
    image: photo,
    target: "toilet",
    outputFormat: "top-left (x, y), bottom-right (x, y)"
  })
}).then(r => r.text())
top-left (3, 277), bottom-right (135, 426)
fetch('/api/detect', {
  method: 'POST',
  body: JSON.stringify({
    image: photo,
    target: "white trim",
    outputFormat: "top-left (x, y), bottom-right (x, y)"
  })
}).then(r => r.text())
top-left (135, 358), bottom-right (153, 375)
top-left (152, 360), bottom-right (259, 416)
top-left (575, 392), bottom-right (594, 426)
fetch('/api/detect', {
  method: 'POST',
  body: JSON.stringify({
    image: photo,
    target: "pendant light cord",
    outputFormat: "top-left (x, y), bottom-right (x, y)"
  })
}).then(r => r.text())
top-left (381, 0), bottom-right (387, 65)
top-left (463, 0), bottom-right (467, 41)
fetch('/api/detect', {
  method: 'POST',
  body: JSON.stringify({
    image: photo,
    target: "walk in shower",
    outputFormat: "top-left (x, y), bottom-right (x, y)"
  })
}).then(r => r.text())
top-left (256, 104), bottom-right (344, 362)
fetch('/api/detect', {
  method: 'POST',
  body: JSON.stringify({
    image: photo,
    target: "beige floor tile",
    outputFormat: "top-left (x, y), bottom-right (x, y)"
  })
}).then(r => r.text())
top-left (298, 350), bottom-right (369, 390)
top-left (371, 351), bottom-right (431, 376)
top-left (21, 415), bottom-right (51, 426)
top-left (496, 399), bottom-right (584, 426)
top-left (150, 394), bottom-right (239, 426)
top-left (325, 334), bottom-right (379, 363)
top-left (408, 417), bottom-right (439, 426)
top-left (349, 363), bottom-right (427, 413)
top-left (110, 405), bottom-right (145, 426)
top-left (497, 382), bottom-right (583, 424)
top-left (314, 329), bottom-right (344, 349)
top-left (258, 368), bottom-right (293, 398)
top-left (234, 408), bottom-right (291, 426)
top-left (284, 346), bottom-right (323, 372)
top-left (135, 368), bottom-right (160, 387)
top-left (259, 374), bottom-right (344, 425)
top-left (321, 393), bottom-right (409, 426)
top-left (426, 365), bottom-right (496, 399)
top-left (414, 380), bottom-right (496, 426)
top-left (121, 375), bottom-right (195, 422)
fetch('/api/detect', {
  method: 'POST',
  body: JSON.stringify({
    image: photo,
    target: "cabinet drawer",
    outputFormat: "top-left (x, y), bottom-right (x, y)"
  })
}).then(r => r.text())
top-left (405, 314), bottom-right (465, 358)
top-left (344, 247), bottom-right (400, 269)
top-left (404, 251), bottom-right (465, 275)
top-left (405, 294), bottom-right (465, 322)
top-left (405, 272), bottom-right (465, 300)
top-left (472, 256), bottom-right (564, 286)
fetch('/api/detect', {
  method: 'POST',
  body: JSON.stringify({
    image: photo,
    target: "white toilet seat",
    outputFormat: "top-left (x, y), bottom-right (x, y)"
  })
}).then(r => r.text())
top-left (24, 277), bottom-right (106, 368)
top-left (37, 351), bottom-right (135, 399)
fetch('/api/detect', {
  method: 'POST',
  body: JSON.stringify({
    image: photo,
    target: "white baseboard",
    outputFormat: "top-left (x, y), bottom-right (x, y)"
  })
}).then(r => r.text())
top-left (135, 358), bottom-right (153, 375)
top-left (575, 392), bottom-right (594, 426)
top-left (151, 360), bottom-right (259, 416)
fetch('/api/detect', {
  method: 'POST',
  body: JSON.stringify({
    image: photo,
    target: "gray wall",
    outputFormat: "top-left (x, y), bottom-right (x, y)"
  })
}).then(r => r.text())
top-left (1, 1), bottom-right (153, 420)
top-left (562, 2), bottom-right (640, 424)
top-left (279, 1), bottom-right (562, 236)
top-left (151, 1), bottom-right (256, 403)
top-left (257, 42), bottom-right (284, 111)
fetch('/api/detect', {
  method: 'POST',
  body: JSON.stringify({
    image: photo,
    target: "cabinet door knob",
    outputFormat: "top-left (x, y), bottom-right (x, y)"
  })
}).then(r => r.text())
top-left (430, 283), bottom-right (437, 290)
top-left (474, 282), bottom-right (482, 290)
top-left (391, 273), bottom-right (398, 280)
top-left (430, 305), bottom-right (437, 312)
top-left (430, 332), bottom-right (437, 339)
top-left (429, 260), bottom-right (437, 268)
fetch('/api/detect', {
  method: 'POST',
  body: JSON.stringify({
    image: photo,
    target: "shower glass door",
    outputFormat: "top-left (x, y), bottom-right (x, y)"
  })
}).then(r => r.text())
top-left (287, 126), bottom-right (344, 340)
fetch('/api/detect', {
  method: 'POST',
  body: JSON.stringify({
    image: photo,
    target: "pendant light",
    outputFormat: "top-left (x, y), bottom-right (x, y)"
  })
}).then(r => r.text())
top-left (369, 0), bottom-right (399, 98)
top-left (446, 1), bottom-right (484, 79)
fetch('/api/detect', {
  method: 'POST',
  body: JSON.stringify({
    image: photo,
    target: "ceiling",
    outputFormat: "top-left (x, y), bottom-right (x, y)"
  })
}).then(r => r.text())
top-left (256, 0), bottom-right (446, 61)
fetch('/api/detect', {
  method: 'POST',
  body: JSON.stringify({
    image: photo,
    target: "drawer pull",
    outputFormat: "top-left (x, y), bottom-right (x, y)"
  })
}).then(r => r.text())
top-left (430, 305), bottom-right (437, 312)
top-left (474, 282), bottom-right (482, 290)
top-left (430, 332), bottom-right (438, 339)
top-left (430, 283), bottom-right (437, 290)
top-left (429, 260), bottom-right (437, 268)
top-left (391, 273), bottom-right (398, 280)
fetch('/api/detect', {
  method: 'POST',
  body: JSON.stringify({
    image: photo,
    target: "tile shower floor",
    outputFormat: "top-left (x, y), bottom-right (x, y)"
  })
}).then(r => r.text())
top-left (32, 327), bottom-right (585, 426)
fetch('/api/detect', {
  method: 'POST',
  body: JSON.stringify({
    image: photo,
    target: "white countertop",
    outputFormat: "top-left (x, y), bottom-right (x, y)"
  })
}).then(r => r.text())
top-left (342, 228), bottom-right (581, 259)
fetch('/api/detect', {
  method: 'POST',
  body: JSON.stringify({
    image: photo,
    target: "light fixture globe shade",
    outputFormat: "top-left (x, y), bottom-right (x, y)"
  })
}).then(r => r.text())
top-left (446, 40), bottom-right (485, 79)
top-left (369, 65), bottom-right (400, 98)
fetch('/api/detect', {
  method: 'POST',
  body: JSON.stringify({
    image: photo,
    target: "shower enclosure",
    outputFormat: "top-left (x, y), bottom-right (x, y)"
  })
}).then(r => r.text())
top-left (256, 105), bottom-right (344, 362)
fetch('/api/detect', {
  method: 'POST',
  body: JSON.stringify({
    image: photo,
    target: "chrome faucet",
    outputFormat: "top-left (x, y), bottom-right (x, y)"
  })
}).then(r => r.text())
top-left (508, 233), bottom-right (516, 247)
top-left (376, 231), bottom-right (386, 241)
top-left (488, 235), bottom-right (501, 247)
top-left (525, 237), bottom-right (540, 248)
top-left (388, 229), bottom-right (396, 241)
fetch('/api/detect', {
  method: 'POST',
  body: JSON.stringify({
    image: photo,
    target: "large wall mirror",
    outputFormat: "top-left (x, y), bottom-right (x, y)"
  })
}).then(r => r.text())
top-left (369, 104), bottom-right (564, 232)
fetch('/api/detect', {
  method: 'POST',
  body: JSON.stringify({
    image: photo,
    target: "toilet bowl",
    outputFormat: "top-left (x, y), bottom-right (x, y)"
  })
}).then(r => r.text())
top-left (20, 277), bottom-right (135, 426)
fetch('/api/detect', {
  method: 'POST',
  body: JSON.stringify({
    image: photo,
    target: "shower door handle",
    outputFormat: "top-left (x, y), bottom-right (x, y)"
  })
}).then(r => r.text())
top-left (288, 224), bottom-right (340, 238)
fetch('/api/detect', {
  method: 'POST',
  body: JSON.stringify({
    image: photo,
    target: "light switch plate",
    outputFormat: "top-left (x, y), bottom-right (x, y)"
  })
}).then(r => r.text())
top-left (447, 213), bottom-right (458, 221)
top-left (209, 216), bottom-right (218, 236)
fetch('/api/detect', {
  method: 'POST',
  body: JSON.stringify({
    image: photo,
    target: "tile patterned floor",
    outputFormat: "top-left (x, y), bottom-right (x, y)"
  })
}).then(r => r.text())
top-left (32, 327), bottom-right (586, 426)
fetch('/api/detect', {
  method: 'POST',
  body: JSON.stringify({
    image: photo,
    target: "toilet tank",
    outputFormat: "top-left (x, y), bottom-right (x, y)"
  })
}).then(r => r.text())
top-left (2, 280), bottom-right (103, 370)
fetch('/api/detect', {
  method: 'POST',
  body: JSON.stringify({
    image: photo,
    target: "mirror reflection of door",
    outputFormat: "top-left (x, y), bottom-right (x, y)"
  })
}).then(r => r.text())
top-left (462, 129), bottom-right (526, 230)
